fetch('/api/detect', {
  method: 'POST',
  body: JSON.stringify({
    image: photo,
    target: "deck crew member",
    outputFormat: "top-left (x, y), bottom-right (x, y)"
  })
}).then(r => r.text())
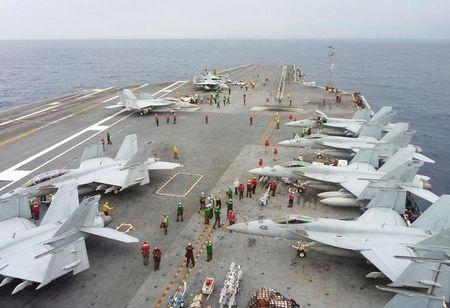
top-left (176, 202), bottom-right (184, 222)
top-left (226, 186), bottom-right (233, 201)
top-left (102, 201), bottom-right (113, 216)
top-left (270, 181), bottom-right (278, 197)
top-left (185, 243), bottom-right (195, 268)
top-left (173, 146), bottom-right (179, 159)
top-left (233, 179), bottom-right (240, 196)
top-left (251, 178), bottom-right (257, 194)
top-left (160, 214), bottom-right (169, 235)
top-left (238, 182), bottom-right (245, 200)
top-left (246, 180), bottom-right (252, 198)
top-left (288, 193), bottom-right (295, 208)
top-left (153, 247), bottom-right (161, 271)
top-left (214, 191), bottom-right (222, 208)
top-left (205, 241), bottom-right (213, 262)
top-left (204, 206), bottom-right (211, 225)
top-left (213, 205), bottom-right (221, 229)
top-left (140, 241), bottom-right (150, 265)
top-left (199, 192), bottom-right (206, 212)
top-left (226, 199), bottom-right (233, 212)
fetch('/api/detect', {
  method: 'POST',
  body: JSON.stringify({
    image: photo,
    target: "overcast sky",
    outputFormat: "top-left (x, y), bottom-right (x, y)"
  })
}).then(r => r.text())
top-left (0, 0), bottom-right (449, 39)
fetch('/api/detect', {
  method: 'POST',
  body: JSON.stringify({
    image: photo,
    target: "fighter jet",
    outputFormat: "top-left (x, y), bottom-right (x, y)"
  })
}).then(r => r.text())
top-left (0, 134), bottom-right (181, 200)
top-left (0, 184), bottom-right (138, 293)
top-left (279, 124), bottom-right (419, 160)
top-left (286, 107), bottom-right (396, 138)
top-left (228, 191), bottom-right (450, 285)
top-left (192, 72), bottom-right (230, 91)
top-left (106, 89), bottom-right (194, 115)
top-left (249, 146), bottom-right (437, 209)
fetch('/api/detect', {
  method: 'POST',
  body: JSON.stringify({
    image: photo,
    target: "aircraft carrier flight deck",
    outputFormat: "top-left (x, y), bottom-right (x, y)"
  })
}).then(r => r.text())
top-left (0, 65), bottom-right (392, 307)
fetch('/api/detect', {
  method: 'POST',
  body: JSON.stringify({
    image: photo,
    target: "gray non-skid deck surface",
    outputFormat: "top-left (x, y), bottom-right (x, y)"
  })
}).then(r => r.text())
top-left (156, 173), bottom-right (202, 197)
top-left (0, 65), bottom-right (390, 307)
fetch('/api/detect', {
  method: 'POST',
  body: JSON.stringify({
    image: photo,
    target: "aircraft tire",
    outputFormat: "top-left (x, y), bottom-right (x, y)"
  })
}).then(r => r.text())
top-left (297, 250), bottom-right (306, 258)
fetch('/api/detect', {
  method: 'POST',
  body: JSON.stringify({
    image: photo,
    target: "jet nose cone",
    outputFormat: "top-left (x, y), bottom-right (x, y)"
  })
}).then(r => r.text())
top-left (249, 166), bottom-right (271, 176)
top-left (285, 121), bottom-right (297, 127)
top-left (278, 139), bottom-right (297, 147)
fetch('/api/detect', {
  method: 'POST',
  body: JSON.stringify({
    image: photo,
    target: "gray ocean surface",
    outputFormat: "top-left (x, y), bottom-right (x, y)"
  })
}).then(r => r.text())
top-left (0, 39), bottom-right (449, 199)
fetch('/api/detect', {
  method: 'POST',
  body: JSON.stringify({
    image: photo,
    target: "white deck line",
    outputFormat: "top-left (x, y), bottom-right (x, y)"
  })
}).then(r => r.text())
top-left (0, 104), bottom-right (61, 127)
top-left (0, 80), bottom-right (186, 189)
top-left (75, 87), bottom-right (114, 100)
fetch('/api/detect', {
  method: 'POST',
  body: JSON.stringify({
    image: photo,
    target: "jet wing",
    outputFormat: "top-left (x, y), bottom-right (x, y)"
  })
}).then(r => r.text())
top-left (400, 185), bottom-right (439, 203)
top-left (360, 245), bottom-right (413, 281)
top-left (0, 237), bottom-right (90, 289)
top-left (322, 141), bottom-right (375, 150)
top-left (341, 180), bottom-right (369, 197)
top-left (78, 157), bottom-right (115, 170)
top-left (90, 171), bottom-right (128, 188)
top-left (357, 208), bottom-right (407, 227)
top-left (148, 161), bottom-right (182, 170)
top-left (134, 100), bottom-right (174, 110)
top-left (296, 170), bottom-right (346, 183)
top-left (0, 217), bottom-right (37, 241)
top-left (323, 123), bottom-right (361, 134)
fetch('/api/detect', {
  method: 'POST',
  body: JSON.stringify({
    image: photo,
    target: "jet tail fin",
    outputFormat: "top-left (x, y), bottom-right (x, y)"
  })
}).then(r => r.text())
top-left (119, 89), bottom-right (137, 109)
top-left (123, 141), bottom-right (152, 168)
top-left (411, 196), bottom-right (450, 231)
top-left (380, 126), bottom-right (414, 148)
top-left (350, 148), bottom-right (379, 168)
top-left (352, 107), bottom-right (371, 120)
top-left (0, 193), bottom-right (31, 221)
top-left (41, 183), bottom-right (79, 225)
top-left (365, 189), bottom-right (406, 213)
top-left (52, 195), bottom-right (100, 238)
top-left (115, 134), bottom-right (138, 161)
top-left (357, 124), bottom-right (383, 139)
top-left (80, 144), bottom-right (105, 164)
top-left (120, 141), bottom-right (152, 188)
top-left (378, 146), bottom-right (416, 175)
top-left (379, 160), bottom-right (423, 182)
top-left (368, 106), bottom-right (393, 126)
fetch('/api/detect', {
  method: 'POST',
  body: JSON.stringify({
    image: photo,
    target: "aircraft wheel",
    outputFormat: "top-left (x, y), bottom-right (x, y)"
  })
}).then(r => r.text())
top-left (113, 189), bottom-right (119, 195)
top-left (140, 111), bottom-right (143, 116)
top-left (143, 109), bottom-right (149, 114)
top-left (297, 250), bottom-right (306, 258)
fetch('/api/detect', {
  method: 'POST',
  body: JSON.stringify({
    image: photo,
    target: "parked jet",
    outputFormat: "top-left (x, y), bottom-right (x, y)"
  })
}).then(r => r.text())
top-left (0, 134), bottom-right (181, 200)
top-left (286, 107), bottom-right (387, 137)
top-left (0, 184), bottom-right (138, 293)
top-left (106, 89), bottom-right (194, 115)
top-left (279, 125), bottom-right (418, 160)
top-left (228, 191), bottom-right (450, 284)
top-left (249, 146), bottom-right (437, 208)
top-left (192, 72), bottom-right (230, 91)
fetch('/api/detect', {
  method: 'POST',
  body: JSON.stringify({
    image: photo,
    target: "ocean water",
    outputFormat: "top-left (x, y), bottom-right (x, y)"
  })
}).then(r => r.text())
top-left (0, 39), bottom-right (449, 198)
